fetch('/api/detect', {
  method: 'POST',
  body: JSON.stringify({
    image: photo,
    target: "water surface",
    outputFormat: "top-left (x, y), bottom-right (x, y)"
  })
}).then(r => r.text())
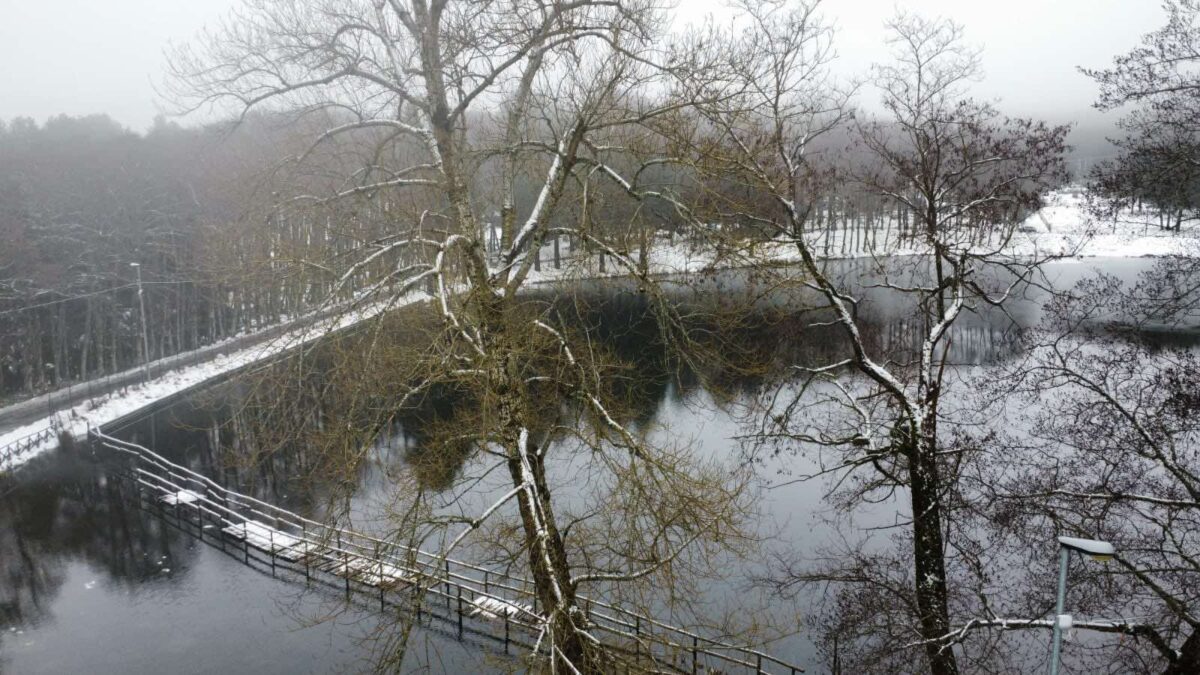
top-left (1, 257), bottom-right (1192, 674)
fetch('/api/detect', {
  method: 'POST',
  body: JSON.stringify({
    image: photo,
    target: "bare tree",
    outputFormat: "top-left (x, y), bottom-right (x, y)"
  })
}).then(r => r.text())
top-left (0, 115), bottom-right (307, 400)
top-left (688, 7), bottom-right (1068, 673)
top-left (167, 1), bottom-right (781, 671)
top-left (959, 262), bottom-right (1200, 675)
top-left (1084, 0), bottom-right (1200, 117)
top-left (1084, 1), bottom-right (1200, 230)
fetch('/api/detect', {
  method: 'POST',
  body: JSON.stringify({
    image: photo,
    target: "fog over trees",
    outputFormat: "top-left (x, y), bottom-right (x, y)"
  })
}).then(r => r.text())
top-left (3, 1), bottom-right (1200, 674)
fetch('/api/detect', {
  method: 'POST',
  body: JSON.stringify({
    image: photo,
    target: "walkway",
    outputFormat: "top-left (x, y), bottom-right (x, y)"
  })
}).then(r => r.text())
top-left (0, 296), bottom-right (413, 474)
top-left (91, 429), bottom-right (803, 674)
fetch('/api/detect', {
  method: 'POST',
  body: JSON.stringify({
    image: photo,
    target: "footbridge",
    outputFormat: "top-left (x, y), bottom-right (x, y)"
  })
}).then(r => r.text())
top-left (89, 429), bottom-right (804, 675)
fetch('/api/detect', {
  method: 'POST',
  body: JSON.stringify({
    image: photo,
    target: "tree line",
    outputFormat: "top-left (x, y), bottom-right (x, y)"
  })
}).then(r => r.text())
top-left (0, 114), bottom-right (317, 398)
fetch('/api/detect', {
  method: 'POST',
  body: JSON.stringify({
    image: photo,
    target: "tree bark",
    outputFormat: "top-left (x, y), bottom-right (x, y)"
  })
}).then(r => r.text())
top-left (1164, 628), bottom-right (1200, 675)
top-left (909, 432), bottom-right (958, 675)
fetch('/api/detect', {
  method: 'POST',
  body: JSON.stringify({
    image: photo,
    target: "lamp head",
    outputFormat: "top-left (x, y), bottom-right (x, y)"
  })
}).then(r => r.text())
top-left (1058, 536), bottom-right (1115, 561)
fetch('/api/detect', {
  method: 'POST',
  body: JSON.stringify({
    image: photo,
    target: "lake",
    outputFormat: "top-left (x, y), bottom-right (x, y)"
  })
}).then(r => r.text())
top-left (1, 257), bottom-right (1193, 674)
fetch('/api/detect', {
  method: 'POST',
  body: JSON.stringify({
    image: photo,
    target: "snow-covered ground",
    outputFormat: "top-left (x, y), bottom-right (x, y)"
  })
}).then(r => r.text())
top-left (0, 293), bottom-right (428, 472)
top-left (5, 189), bottom-right (1195, 473)
top-left (525, 188), bottom-right (1200, 281)
top-left (1010, 188), bottom-right (1199, 258)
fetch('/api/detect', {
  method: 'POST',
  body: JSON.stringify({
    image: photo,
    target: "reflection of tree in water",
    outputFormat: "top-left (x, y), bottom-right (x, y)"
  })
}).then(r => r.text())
top-left (0, 451), bottom-right (197, 630)
top-left (0, 271), bottom-right (1031, 659)
top-left (202, 280), bottom-right (1024, 505)
top-left (381, 382), bottom-right (480, 492)
top-left (536, 280), bottom-right (1021, 415)
top-left (116, 390), bottom-right (340, 519)
top-left (0, 478), bottom-right (65, 629)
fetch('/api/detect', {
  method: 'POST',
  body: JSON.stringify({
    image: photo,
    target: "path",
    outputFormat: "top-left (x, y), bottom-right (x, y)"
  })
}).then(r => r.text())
top-left (0, 295), bottom-right (419, 473)
top-left (92, 429), bottom-right (803, 674)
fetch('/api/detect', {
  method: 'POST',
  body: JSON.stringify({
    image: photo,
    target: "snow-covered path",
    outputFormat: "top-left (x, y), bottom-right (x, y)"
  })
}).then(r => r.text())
top-left (0, 293), bottom-right (428, 473)
top-left (0, 303), bottom-right (361, 435)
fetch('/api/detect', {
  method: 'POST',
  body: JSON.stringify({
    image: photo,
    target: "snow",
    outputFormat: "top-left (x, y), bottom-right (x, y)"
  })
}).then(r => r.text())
top-left (469, 595), bottom-right (533, 621)
top-left (525, 188), bottom-right (1200, 284)
top-left (160, 489), bottom-right (203, 506)
top-left (0, 292), bottom-right (430, 473)
top-left (222, 520), bottom-right (301, 552)
top-left (1007, 189), bottom-right (1200, 258)
top-left (5, 188), bottom-right (1197, 472)
top-left (326, 557), bottom-right (414, 587)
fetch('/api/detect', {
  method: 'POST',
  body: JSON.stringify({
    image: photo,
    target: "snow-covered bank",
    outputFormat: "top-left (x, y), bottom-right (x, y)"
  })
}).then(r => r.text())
top-left (0, 293), bottom-right (428, 473)
top-left (524, 188), bottom-right (1199, 282)
top-left (1011, 188), bottom-right (1200, 258)
top-left (6, 189), bottom-right (1194, 472)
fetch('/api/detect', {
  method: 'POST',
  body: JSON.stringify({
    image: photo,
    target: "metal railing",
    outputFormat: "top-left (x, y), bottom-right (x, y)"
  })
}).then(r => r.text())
top-left (91, 429), bottom-right (803, 674)
top-left (0, 418), bottom-right (62, 471)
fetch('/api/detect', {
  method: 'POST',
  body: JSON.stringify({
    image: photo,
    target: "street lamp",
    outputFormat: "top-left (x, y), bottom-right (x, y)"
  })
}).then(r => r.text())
top-left (130, 262), bottom-right (151, 383)
top-left (1050, 536), bottom-right (1116, 675)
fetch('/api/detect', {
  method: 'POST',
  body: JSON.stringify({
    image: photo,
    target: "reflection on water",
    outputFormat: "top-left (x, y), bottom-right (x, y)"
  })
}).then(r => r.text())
top-left (0, 426), bottom-right (488, 674)
top-left (1, 258), bottom-right (1194, 673)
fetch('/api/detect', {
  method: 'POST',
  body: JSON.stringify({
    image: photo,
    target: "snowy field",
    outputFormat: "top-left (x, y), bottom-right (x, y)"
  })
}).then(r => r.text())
top-left (526, 188), bottom-right (1200, 280)
top-left (1012, 188), bottom-right (1200, 257)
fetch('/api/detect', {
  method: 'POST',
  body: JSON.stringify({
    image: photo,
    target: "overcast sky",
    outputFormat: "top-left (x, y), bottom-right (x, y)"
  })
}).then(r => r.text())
top-left (0, 0), bottom-right (1165, 133)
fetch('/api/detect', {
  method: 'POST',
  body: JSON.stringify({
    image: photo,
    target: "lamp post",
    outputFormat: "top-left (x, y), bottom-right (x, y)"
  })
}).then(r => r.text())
top-left (1050, 536), bottom-right (1116, 675)
top-left (130, 262), bottom-right (150, 383)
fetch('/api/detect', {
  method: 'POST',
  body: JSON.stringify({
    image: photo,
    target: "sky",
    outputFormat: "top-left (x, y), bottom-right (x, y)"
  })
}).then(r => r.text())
top-left (0, 0), bottom-right (1166, 133)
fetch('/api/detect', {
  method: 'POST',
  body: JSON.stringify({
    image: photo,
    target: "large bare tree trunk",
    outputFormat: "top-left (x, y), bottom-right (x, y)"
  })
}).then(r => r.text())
top-left (505, 443), bottom-right (588, 667)
top-left (483, 308), bottom-right (593, 670)
top-left (909, 432), bottom-right (957, 675)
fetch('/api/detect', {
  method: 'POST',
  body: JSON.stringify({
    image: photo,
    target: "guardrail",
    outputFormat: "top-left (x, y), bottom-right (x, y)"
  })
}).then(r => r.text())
top-left (91, 429), bottom-right (802, 674)
top-left (0, 418), bottom-right (62, 472)
top-left (0, 300), bottom-right (368, 435)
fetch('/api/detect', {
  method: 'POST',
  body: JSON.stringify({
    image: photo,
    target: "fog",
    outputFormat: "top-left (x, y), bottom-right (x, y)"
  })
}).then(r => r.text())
top-left (0, 0), bottom-right (1164, 135)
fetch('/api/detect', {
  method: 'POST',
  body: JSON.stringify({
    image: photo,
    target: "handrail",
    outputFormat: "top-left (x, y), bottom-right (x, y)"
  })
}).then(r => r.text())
top-left (91, 429), bottom-right (803, 673)
top-left (0, 418), bottom-right (61, 471)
